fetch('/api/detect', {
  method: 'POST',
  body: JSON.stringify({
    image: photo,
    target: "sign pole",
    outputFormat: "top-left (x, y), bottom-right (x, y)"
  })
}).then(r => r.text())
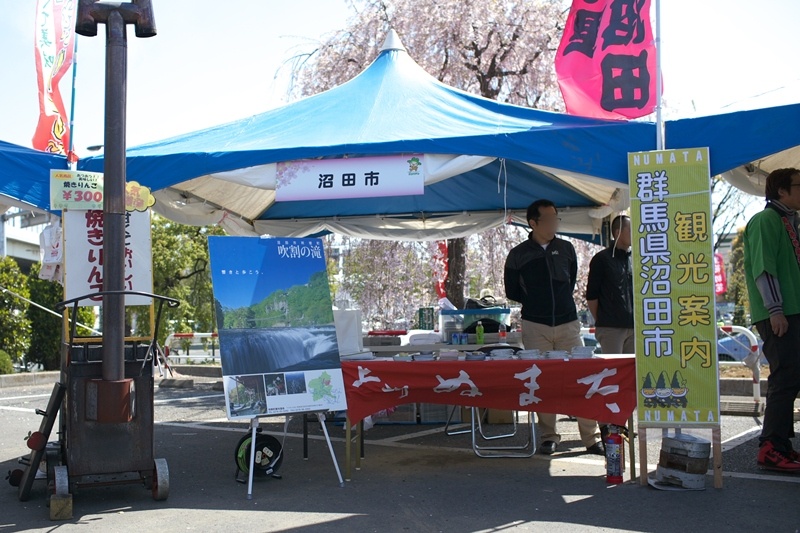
top-left (75, 0), bottom-right (156, 382)
top-left (655, 0), bottom-right (664, 150)
top-left (246, 417), bottom-right (258, 500)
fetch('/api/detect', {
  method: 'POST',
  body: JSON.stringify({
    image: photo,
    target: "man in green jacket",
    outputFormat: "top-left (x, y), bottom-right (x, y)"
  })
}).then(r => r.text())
top-left (744, 167), bottom-right (800, 473)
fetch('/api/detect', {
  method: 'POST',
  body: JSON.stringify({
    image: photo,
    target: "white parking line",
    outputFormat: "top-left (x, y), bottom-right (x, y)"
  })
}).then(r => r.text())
top-left (0, 393), bottom-right (50, 402)
top-left (721, 426), bottom-right (762, 452)
top-left (153, 393), bottom-right (224, 404)
top-left (0, 405), bottom-right (36, 413)
top-left (721, 470), bottom-right (800, 483)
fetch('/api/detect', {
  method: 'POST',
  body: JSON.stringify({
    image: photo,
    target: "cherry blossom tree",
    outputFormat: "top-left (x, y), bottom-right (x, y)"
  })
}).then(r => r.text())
top-left (333, 236), bottom-right (436, 330)
top-left (291, 0), bottom-right (569, 315)
top-left (290, 0), bottom-right (566, 109)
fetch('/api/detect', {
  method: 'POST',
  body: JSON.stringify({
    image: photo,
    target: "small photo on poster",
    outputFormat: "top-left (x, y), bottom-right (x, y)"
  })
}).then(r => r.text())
top-left (224, 374), bottom-right (268, 418)
top-left (265, 373), bottom-right (286, 396)
top-left (285, 372), bottom-right (307, 395)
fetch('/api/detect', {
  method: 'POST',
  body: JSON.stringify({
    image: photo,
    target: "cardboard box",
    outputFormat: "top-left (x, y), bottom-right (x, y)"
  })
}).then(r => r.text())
top-left (362, 336), bottom-right (401, 346)
top-left (487, 409), bottom-right (515, 424)
top-left (419, 403), bottom-right (461, 424)
top-left (461, 407), bottom-right (515, 424)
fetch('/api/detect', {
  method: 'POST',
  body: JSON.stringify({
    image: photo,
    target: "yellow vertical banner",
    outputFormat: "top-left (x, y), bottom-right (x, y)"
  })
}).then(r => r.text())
top-left (629, 147), bottom-right (720, 427)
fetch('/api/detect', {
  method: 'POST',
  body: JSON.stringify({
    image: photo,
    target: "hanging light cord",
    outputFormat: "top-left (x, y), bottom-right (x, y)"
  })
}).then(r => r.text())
top-left (0, 284), bottom-right (100, 335)
top-left (497, 158), bottom-right (509, 222)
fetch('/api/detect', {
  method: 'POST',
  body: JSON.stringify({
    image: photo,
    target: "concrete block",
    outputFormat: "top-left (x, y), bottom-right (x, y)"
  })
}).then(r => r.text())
top-left (171, 365), bottom-right (222, 378)
top-left (49, 493), bottom-right (72, 520)
top-left (721, 400), bottom-right (765, 417)
top-left (158, 378), bottom-right (194, 389)
top-left (718, 378), bottom-right (768, 397)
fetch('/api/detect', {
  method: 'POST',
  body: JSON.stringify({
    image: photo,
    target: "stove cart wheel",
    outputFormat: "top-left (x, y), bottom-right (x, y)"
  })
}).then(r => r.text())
top-left (152, 458), bottom-right (169, 501)
top-left (53, 465), bottom-right (69, 496)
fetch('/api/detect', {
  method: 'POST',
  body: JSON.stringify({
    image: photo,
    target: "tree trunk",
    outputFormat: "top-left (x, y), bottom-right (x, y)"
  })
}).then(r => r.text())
top-left (445, 237), bottom-right (467, 308)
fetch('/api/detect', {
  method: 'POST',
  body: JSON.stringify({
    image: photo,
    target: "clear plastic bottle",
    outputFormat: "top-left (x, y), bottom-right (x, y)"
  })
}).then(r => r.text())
top-left (498, 322), bottom-right (507, 343)
top-left (475, 321), bottom-right (485, 345)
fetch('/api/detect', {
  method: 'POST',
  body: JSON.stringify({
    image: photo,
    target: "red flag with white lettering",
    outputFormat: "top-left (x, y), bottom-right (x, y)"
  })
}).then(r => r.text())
top-left (433, 241), bottom-right (448, 299)
top-left (32, 0), bottom-right (77, 156)
top-left (555, 0), bottom-right (658, 120)
top-left (713, 253), bottom-right (727, 295)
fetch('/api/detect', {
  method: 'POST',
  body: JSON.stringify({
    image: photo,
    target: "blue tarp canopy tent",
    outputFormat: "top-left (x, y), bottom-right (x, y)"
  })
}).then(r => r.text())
top-left (78, 32), bottom-right (657, 240)
top-left (665, 86), bottom-right (800, 198)
top-left (11, 32), bottom-right (795, 239)
top-left (0, 140), bottom-right (67, 215)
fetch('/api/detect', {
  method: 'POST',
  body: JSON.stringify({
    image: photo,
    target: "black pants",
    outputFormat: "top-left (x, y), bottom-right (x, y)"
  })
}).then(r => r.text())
top-left (755, 314), bottom-right (800, 453)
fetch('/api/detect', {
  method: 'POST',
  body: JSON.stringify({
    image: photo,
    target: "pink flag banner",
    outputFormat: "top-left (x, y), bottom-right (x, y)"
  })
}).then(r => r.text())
top-left (32, 0), bottom-right (77, 155)
top-left (713, 253), bottom-right (727, 295)
top-left (555, 0), bottom-right (658, 120)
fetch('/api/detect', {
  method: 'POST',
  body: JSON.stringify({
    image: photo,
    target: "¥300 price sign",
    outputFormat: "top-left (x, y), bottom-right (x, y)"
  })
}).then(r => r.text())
top-left (50, 170), bottom-right (104, 210)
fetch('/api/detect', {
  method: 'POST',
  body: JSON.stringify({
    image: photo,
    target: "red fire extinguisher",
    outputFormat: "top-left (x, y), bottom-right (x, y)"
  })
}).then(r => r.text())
top-left (605, 425), bottom-right (623, 484)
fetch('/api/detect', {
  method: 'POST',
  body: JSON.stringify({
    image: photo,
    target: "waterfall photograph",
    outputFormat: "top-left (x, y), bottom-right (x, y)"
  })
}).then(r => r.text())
top-left (218, 326), bottom-right (340, 375)
top-left (208, 236), bottom-right (343, 378)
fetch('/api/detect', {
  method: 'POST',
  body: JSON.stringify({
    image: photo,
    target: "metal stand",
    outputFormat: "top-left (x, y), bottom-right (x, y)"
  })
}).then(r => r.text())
top-left (243, 412), bottom-right (343, 499)
top-left (470, 408), bottom-right (536, 458)
top-left (443, 405), bottom-right (470, 436)
top-left (474, 408), bottom-right (520, 440)
top-left (317, 412), bottom-right (344, 487)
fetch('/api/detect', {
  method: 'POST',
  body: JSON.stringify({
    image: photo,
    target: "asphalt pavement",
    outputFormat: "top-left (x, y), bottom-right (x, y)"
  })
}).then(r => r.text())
top-left (1, 373), bottom-right (799, 532)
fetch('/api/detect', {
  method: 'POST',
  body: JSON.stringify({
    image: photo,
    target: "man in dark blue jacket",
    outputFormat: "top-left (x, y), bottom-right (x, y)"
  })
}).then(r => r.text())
top-left (504, 199), bottom-right (603, 455)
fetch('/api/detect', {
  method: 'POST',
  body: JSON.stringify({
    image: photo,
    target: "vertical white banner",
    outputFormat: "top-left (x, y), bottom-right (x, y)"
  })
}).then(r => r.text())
top-left (64, 209), bottom-right (153, 306)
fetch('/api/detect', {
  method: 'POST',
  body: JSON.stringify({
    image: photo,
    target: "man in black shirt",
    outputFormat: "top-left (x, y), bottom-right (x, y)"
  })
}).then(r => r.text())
top-left (505, 199), bottom-right (603, 456)
top-left (586, 215), bottom-right (634, 353)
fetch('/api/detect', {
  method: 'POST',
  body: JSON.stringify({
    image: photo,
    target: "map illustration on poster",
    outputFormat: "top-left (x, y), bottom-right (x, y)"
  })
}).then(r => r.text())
top-left (208, 237), bottom-right (347, 420)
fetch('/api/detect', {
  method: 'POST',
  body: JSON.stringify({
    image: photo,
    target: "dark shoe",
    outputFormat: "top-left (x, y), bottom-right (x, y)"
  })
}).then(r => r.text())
top-left (539, 440), bottom-right (557, 455)
top-left (585, 442), bottom-right (605, 456)
top-left (757, 442), bottom-right (800, 473)
top-left (789, 449), bottom-right (800, 462)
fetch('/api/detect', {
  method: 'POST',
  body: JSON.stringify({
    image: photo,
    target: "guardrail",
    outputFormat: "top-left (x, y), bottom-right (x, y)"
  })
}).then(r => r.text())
top-left (164, 332), bottom-right (219, 364)
top-left (717, 325), bottom-right (762, 405)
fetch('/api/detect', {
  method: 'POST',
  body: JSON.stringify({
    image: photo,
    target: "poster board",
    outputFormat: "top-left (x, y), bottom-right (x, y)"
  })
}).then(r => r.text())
top-left (629, 147), bottom-right (720, 427)
top-left (208, 236), bottom-right (347, 419)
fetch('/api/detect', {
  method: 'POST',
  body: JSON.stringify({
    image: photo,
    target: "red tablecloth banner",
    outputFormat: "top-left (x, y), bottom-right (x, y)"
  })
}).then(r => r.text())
top-left (342, 357), bottom-right (636, 426)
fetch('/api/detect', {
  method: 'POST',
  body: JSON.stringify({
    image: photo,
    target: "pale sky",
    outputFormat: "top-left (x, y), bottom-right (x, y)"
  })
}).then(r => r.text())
top-left (1, 0), bottom-right (798, 165)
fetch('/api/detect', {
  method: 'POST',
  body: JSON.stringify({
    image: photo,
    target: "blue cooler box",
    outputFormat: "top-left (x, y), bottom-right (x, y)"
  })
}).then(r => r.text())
top-left (439, 308), bottom-right (511, 338)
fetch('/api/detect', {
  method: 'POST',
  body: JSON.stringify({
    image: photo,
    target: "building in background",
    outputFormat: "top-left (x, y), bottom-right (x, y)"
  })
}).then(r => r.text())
top-left (0, 208), bottom-right (51, 274)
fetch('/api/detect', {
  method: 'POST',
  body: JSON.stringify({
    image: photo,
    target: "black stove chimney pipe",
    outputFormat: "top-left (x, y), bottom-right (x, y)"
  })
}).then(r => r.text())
top-left (75, 0), bottom-right (156, 382)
